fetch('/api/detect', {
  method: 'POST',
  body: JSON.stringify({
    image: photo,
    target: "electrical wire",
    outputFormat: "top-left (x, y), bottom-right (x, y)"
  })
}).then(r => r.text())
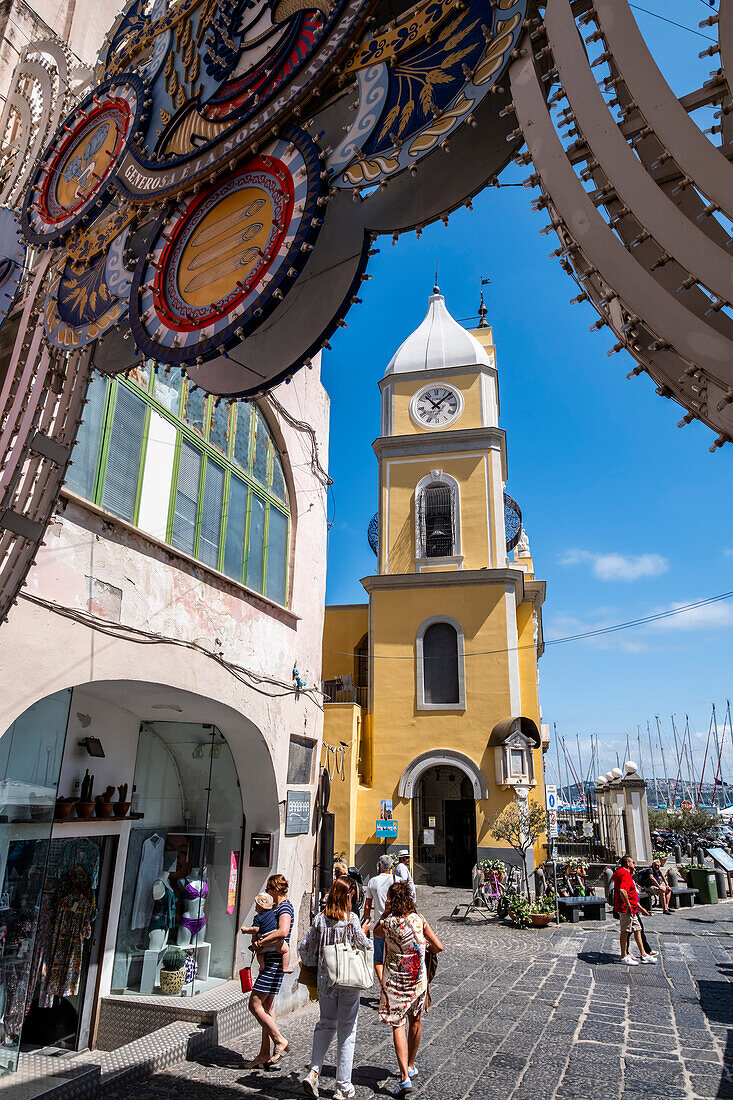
top-left (19, 591), bottom-right (324, 709)
top-left (266, 391), bottom-right (332, 488)
top-left (628, 3), bottom-right (716, 41)
top-left (325, 588), bottom-right (733, 660)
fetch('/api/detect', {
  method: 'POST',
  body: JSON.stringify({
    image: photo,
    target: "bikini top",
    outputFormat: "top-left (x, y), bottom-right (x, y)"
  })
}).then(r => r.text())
top-left (182, 879), bottom-right (208, 900)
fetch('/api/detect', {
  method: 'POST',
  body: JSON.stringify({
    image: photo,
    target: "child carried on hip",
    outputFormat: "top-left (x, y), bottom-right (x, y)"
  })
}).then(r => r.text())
top-left (241, 893), bottom-right (293, 973)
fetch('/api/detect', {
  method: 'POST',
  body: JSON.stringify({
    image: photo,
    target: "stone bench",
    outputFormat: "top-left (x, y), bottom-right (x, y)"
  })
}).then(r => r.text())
top-left (670, 886), bottom-right (698, 909)
top-left (557, 896), bottom-right (606, 923)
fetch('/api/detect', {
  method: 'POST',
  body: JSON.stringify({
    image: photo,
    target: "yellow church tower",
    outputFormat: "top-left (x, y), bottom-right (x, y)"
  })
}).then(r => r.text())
top-left (322, 288), bottom-right (548, 887)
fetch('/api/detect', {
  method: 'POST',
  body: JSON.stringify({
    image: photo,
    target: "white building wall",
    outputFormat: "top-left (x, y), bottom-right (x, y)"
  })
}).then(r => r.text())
top-left (0, 362), bottom-right (330, 1012)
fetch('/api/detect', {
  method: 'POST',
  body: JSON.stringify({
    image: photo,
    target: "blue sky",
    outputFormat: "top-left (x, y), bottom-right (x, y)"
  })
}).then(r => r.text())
top-left (319, 1), bottom-right (733, 781)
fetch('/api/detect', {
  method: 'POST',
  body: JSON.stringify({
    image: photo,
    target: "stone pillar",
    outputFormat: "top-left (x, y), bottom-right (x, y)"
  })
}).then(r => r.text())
top-left (619, 763), bottom-right (653, 865)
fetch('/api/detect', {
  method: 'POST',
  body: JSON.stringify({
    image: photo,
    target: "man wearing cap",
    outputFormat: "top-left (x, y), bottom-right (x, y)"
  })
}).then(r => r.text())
top-left (393, 850), bottom-right (416, 903)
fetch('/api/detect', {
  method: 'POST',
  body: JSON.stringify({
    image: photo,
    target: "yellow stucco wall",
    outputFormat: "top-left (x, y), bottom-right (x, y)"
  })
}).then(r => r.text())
top-left (353, 581), bottom-right (536, 849)
top-left (382, 452), bottom-right (501, 574)
top-left (388, 370), bottom-right (487, 436)
top-left (323, 703), bottom-right (362, 863)
top-left (322, 604), bottom-right (368, 682)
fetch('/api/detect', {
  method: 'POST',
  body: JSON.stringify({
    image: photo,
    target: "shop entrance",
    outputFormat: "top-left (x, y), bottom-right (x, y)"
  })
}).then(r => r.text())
top-left (413, 765), bottom-right (477, 887)
top-left (21, 835), bottom-right (115, 1054)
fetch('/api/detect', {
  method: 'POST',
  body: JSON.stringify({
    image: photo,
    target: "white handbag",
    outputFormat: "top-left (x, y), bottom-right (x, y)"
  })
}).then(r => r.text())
top-left (323, 939), bottom-right (374, 990)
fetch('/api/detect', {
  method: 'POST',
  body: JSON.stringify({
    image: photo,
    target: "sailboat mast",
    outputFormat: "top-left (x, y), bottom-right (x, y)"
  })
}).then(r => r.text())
top-left (656, 716), bottom-right (673, 809)
top-left (554, 722), bottom-right (563, 803)
top-left (637, 725), bottom-right (644, 778)
top-left (682, 715), bottom-right (696, 803)
top-left (712, 703), bottom-right (724, 810)
top-left (647, 721), bottom-right (659, 808)
top-left (671, 715), bottom-right (683, 807)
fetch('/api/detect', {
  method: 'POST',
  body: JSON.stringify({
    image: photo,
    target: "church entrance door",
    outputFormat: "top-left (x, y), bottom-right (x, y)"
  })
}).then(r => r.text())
top-left (444, 799), bottom-right (477, 887)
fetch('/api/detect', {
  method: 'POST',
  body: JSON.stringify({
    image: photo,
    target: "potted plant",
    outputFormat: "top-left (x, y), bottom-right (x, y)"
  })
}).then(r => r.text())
top-left (55, 797), bottom-right (76, 822)
top-left (507, 895), bottom-right (531, 928)
top-left (114, 783), bottom-right (131, 818)
top-left (529, 895), bottom-right (556, 927)
top-left (653, 849), bottom-right (668, 866)
top-left (95, 786), bottom-right (116, 819)
top-left (75, 771), bottom-right (95, 820)
top-left (160, 947), bottom-right (187, 995)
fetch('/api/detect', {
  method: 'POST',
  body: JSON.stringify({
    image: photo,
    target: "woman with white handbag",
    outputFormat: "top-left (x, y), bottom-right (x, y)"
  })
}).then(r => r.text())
top-left (299, 877), bottom-right (373, 1099)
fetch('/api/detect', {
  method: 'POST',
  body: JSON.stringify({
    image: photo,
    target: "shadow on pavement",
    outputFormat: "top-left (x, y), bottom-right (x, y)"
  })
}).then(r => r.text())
top-left (578, 951), bottom-right (618, 966)
top-left (698, 963), bottom-right (733, 1098)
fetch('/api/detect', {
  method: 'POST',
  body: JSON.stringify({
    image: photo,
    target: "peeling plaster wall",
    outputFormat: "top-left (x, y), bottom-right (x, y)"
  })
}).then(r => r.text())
top-left (0, 365), bottom-right (330, 1005)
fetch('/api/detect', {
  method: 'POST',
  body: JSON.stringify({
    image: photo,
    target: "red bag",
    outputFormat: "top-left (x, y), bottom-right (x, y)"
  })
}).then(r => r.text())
top-left (239, 966), bottom-right (253, 993)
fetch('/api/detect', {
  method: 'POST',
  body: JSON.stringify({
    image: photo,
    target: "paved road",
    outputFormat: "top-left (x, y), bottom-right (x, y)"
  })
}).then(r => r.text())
top-left (109, 889), bottom-right (733, 1100)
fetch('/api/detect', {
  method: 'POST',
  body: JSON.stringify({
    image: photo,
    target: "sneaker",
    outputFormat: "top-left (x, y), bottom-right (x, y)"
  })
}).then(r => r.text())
top-left (303, 1069), bottom-right (319, 1097)
top-left (394, 1081), bottom-right (413, 1094)
top-left (408, 1066), bottom-right (419, 1079)
top-left (334, 1087), bottom-right (356, 1099)
top-left (640, 955), bottom-right (658, 965)
top-left (621, 955), bottom-right (639, 966)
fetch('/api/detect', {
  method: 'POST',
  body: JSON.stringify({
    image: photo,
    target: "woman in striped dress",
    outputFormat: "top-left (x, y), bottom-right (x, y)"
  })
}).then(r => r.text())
top-left (246, 874), bottom-right (294, 1068)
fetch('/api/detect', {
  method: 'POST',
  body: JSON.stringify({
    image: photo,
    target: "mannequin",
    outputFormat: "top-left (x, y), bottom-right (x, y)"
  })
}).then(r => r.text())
top-left (177, 867), bottom-right (208, 947)
top-left (147, 852), bottom-right (177, 951)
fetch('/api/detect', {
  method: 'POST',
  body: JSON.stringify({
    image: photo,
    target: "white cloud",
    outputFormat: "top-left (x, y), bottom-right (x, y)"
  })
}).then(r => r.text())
top-left (560, 549), bottom-right (668, 582)
top-left (724, 549), bottom-right (733, 558)
top-left (651, 600), bottom-right (733, 631)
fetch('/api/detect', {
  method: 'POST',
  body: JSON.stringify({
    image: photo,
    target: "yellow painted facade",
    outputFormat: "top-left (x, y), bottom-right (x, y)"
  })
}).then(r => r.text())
top-left (322, 294), bottom-right (549, 887)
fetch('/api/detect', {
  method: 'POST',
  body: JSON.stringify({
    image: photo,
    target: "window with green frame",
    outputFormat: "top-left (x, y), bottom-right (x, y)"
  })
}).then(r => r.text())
top-left (65, 365), bottom-right (290, 605)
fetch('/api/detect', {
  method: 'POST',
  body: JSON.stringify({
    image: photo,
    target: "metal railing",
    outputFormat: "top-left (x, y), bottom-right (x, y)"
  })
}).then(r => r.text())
top-left (322, 682), bottom-right (368, 708)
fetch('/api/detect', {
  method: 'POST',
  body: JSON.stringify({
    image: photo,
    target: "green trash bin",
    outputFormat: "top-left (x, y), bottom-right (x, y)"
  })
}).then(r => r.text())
top-left (688, 867), bottom-right (718, 905)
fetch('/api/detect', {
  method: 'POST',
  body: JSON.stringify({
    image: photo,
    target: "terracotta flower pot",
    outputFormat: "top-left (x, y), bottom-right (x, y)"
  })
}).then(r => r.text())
top-left (113, 801), bottom-right (131, 818)
top-left (75, 801), bottom-right (95, 820)
top-left (530, 913), bottom-right (553, 928)
top-left (55, 800), bottom-right (75, 822)
top-left (160, 967), bottom-right (186, 995)
top-left (95, 802), bottom-right (114, 819)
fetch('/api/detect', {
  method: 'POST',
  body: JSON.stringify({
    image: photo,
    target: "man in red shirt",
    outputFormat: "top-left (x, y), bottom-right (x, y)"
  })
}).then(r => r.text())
top-left (612, 855), bottom-right (656, 966)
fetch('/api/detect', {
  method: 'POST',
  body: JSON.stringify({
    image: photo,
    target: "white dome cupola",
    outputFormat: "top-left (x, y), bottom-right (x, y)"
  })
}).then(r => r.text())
top-left (384, 286), bottom-right (492, 377)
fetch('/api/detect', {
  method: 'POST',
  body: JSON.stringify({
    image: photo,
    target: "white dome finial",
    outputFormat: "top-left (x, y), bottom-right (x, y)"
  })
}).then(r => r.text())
top-left (384, 289), bottom-right (492, 377)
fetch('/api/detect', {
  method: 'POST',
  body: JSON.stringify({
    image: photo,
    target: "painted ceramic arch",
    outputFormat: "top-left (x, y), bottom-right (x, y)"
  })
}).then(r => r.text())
top-left (128, 126), bottom-right (325, 366)
top-left (21, 74), bottom-right (149, 247)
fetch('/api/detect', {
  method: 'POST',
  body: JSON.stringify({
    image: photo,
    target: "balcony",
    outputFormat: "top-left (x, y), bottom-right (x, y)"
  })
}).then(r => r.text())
top-left (322, 678), bottom-right (368, 708)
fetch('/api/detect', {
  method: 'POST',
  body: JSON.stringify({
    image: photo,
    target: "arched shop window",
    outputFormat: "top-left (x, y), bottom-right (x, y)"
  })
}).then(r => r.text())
top-left (66, 362), bottom-right (290, 605)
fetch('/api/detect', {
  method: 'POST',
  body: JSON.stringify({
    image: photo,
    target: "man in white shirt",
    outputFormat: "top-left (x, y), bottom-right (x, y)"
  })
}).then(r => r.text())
top-left (393, 849), bottom-right (416, 902)
top-left (363, 854), bottom-right (394, 981)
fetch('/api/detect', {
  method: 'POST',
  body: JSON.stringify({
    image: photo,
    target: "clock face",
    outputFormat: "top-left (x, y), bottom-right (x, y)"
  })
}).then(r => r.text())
top-left (412, 385), bottom-right (462, 428)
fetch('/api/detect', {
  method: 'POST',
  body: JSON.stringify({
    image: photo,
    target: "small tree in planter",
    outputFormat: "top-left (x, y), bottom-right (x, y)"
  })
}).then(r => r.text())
top-left (486, 799), bottom-right (548, 896)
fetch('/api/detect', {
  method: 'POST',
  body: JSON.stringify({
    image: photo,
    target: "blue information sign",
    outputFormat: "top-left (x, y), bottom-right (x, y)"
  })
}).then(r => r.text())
top-left (376, 819), bottom-right (398, 838)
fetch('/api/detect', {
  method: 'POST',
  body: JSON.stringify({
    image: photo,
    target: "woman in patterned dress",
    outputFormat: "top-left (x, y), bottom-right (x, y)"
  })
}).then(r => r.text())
top-left (376, 881), bottom-right (443, 1095)
top-left (245, 874), bottom-right (294, 1069)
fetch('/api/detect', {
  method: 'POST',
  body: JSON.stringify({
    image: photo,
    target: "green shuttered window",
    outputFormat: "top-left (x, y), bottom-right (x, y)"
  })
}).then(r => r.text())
top-left (64, 369), bottom-right (291, 606)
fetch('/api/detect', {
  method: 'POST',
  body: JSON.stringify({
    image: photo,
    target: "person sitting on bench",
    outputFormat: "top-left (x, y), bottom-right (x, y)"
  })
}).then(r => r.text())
top-left (648, 860), bottom-right (672, 914)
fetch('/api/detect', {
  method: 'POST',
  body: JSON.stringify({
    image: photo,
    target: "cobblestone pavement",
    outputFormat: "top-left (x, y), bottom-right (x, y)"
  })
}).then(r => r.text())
top-left (108, 889), bottom-right (733, 1100)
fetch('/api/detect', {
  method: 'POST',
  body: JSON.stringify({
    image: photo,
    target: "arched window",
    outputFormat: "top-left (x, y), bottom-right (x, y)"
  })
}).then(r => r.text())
top-left (424, 485), bottom-right (452, 557)
top-left (416, 617), bottom-right (466, 710)
top-left (65, 364), bottom-right (291, 605)
top-left (415, 472), bottom-right (461, 564)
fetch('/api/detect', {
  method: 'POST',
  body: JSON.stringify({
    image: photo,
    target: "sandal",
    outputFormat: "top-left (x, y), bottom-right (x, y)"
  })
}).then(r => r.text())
top-left (270, 1043), bottom-right (290, 1063)
top-left (244, 1057), bottom-right (272, 1070)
